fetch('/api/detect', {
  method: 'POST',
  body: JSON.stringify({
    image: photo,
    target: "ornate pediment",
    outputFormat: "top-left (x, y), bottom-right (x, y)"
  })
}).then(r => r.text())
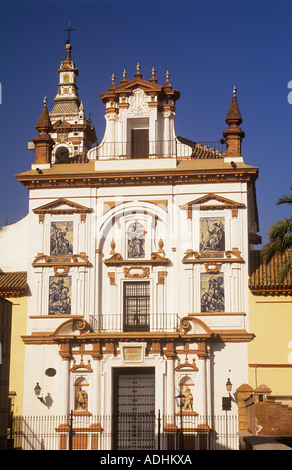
top-left (113, 77), bottom-right (162, 94)
top-left (33, 198), bottom-right (93, 222)
top-left (52, 119), bottom-right (72, 129)
top-left (32, 252), bottom-right (91, 270)
top-left (104, 251), bottom-right (170, 267)
top-left (181, 193), bottom-right (245, 219)
top-left (99, 74), bottom-right (180, 106)
top-left (182, 248), bottom-right (244, 265)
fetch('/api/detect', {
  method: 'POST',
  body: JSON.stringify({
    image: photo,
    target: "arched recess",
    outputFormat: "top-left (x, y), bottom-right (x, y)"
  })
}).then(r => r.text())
top-left (95, 201), bottom-right (169, 255)
top-left (52, 142), bottom-right (73, 163)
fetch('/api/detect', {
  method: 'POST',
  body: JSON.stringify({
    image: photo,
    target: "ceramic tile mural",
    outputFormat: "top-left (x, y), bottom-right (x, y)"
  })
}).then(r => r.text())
top-left (50, 221), bottom-right (73, 256)
top-left (201, 273), bottom-right (224, 312)
top-left (199, 217), bottom-right (225, 252)
top-left (127, 222), bottom-right (145, 258)
top-left (49, 276), bottom-right (72, 314)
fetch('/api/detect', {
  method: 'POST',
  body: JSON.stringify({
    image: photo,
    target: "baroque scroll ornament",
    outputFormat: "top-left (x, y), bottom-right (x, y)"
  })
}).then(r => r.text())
top-left (128, 89), bottom-right (148, 115)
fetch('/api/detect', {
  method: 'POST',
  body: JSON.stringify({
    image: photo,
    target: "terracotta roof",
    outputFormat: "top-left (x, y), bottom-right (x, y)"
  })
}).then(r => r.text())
top-left (0, 272), bottom-right (28, 297)
top-left (177, 136), bottom-right (224, 159)
top-left (249, 250), bottom-right (292, 295)
top-left (50, 101), bottom-right (80, 115)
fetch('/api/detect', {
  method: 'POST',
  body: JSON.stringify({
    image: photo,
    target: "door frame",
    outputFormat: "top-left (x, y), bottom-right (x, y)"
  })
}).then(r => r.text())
top-left (112, 367), bottom-right (155, 450)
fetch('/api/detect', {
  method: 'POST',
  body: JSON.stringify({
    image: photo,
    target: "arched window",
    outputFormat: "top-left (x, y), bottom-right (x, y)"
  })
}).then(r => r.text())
top-left (127, 222), bottom-right (145, 258)
top-left (55, 146), bottom-right (70, 163)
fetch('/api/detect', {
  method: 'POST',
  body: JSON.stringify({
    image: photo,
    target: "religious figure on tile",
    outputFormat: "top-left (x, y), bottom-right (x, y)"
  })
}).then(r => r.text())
top-left (200, 217), bottom-right (225, 252)
top-left (49, 276), bottom-right (72, 315)
top-left (201, 273), bottom-right (224, 312)
top-left (127, 222), bottom-right (145, 258)
top-left (50, 221), bottom-right (73, 256)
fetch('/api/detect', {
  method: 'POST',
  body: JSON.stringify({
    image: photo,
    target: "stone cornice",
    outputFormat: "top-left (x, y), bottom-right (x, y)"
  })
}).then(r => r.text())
top-left (16, 164), bottom-right (258, 190)
top-left (22, 325), bottom-right (254, 345)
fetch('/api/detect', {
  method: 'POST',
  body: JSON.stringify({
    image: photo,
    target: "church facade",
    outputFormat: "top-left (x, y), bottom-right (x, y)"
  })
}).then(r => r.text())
top-left (3, 40), bottom-right (260, 449)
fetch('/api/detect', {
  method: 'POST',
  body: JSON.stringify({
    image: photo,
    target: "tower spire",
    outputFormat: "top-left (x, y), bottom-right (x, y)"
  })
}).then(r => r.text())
top-left (33, 97), bottom-right (54, 165)
top-left (223, 86), bottom-right (245, 159)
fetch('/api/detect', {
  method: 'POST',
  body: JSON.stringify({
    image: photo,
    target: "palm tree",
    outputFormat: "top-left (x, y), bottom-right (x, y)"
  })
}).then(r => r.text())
top-left (261, 186), bottom-right (292, 282)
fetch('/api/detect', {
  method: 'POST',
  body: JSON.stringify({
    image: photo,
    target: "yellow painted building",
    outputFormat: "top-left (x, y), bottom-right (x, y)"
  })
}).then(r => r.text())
top-left (0, 272), bottom-right (28, 415)
top-left (248, 250), bottom-right (292, 396)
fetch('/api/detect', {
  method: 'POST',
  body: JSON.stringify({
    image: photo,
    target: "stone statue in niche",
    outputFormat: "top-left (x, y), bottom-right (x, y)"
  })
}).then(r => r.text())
top-left (75, 386), bottom-right (88, 411)
top-left (49, 276), bottom-right (71, 315)
top-left (127, 222), bottom-right (145, 258)
top-left (200, 217), bottom-right (225, 252)
top-left (50, 221), bottom-right (73, 256)
top-left (201, 273), bottom-right (224, 312)
top-left (181, 386), bottom-right (193, 411)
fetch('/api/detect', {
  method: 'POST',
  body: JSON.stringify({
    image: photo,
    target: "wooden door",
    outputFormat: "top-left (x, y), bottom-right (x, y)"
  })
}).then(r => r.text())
top-left (131, 129), bottom-right (149, 158)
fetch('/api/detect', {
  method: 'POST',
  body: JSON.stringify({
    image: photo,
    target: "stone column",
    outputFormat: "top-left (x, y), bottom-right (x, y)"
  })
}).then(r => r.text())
top-left (197, 343), bottom-right (208, 417)
top-left (59, 345), bottom-right (71, 416)
top-left (92, 342), bottom-right (102, 417)
top-left (163, 111), bottom-right (171, 156)
top-left (166, 356), bottom-right (175, 418)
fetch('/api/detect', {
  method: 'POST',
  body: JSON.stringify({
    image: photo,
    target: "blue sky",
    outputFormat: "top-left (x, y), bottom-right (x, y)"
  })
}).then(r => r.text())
top-left (0, 0), bottom-right (291, 244)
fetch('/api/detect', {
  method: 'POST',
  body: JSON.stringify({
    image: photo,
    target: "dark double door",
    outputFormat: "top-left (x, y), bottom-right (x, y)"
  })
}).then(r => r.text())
top-left (131, 129), bottom-right (149, 158)
top-left (112, 368), bottom-right (155, 450)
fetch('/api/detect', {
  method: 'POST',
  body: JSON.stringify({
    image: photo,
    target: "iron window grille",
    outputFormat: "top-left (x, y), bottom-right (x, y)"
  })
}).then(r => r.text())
top-left (123, 281), bottom-right (150, 332)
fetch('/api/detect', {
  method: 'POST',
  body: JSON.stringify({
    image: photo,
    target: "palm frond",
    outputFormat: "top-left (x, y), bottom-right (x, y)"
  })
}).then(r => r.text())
top-left (277, 257), bottom-right (292, 283)
top-left (276, 194), bottom-right (292, 206)
top-left (261, 217), bottom-right (292, 263)
top-left (276, 186), bottom-right (292, 206)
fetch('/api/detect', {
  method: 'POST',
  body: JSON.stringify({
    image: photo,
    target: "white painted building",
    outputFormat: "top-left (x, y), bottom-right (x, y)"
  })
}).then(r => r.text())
top-left (2, 41), bottom-right (260, 450)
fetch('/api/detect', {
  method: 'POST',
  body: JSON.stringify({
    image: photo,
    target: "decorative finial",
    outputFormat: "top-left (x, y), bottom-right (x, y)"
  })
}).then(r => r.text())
top-left (166, 71), bottom-right (170, 82)
top-left (233, 85), bottom-right (237, 97)
top-left (123, 69), bottom-right (127, 80)
top-left (149, 66), bottom-right (157, 83)
top-left (136, 62), bottom-right (140, 73)
top-left (43, 96), bottom-right (47, 107)
top-left (111, 73), bottom-right (115, 86)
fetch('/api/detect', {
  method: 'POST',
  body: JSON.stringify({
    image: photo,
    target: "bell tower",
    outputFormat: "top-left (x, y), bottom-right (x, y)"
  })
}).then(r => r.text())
top-left (47, 23), bottom-right (97, 163)
top-left (50, 41), bottom-right (80, 119)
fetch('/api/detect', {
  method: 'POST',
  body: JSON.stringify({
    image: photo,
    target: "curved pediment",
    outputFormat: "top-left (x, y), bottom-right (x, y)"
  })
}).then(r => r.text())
top-left (54, 318), bottom-right (91, 337)
top-left (180, 315), bottom-right (214, 336)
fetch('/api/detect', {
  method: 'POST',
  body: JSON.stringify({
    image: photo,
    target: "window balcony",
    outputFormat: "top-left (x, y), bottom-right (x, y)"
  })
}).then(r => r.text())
top-left (88, 313), bottom-right (181, 333)
top-left (87, 139), bottom-right (224, 161)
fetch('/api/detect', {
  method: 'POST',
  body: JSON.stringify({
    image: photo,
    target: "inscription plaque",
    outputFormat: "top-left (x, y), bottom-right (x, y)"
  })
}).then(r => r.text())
top-left (123, 347), bottom-right (143, 362)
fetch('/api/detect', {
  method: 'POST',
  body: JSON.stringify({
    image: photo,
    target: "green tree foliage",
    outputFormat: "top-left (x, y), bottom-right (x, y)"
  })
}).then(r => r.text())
top-left (261, 186), bottom-right (292, 282)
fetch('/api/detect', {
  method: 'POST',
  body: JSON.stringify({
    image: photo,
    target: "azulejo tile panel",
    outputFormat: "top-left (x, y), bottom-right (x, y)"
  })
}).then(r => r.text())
top-left (201, 272), bottom-right (224, 312)
top-left (50, 221), bottom-right (73, 256)
top-left (127, 222), bottom-right (145, 259)
top-left (49, 276), bottom-right (72, 315)
top-left (200, 217), bottom-right (225, 252)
